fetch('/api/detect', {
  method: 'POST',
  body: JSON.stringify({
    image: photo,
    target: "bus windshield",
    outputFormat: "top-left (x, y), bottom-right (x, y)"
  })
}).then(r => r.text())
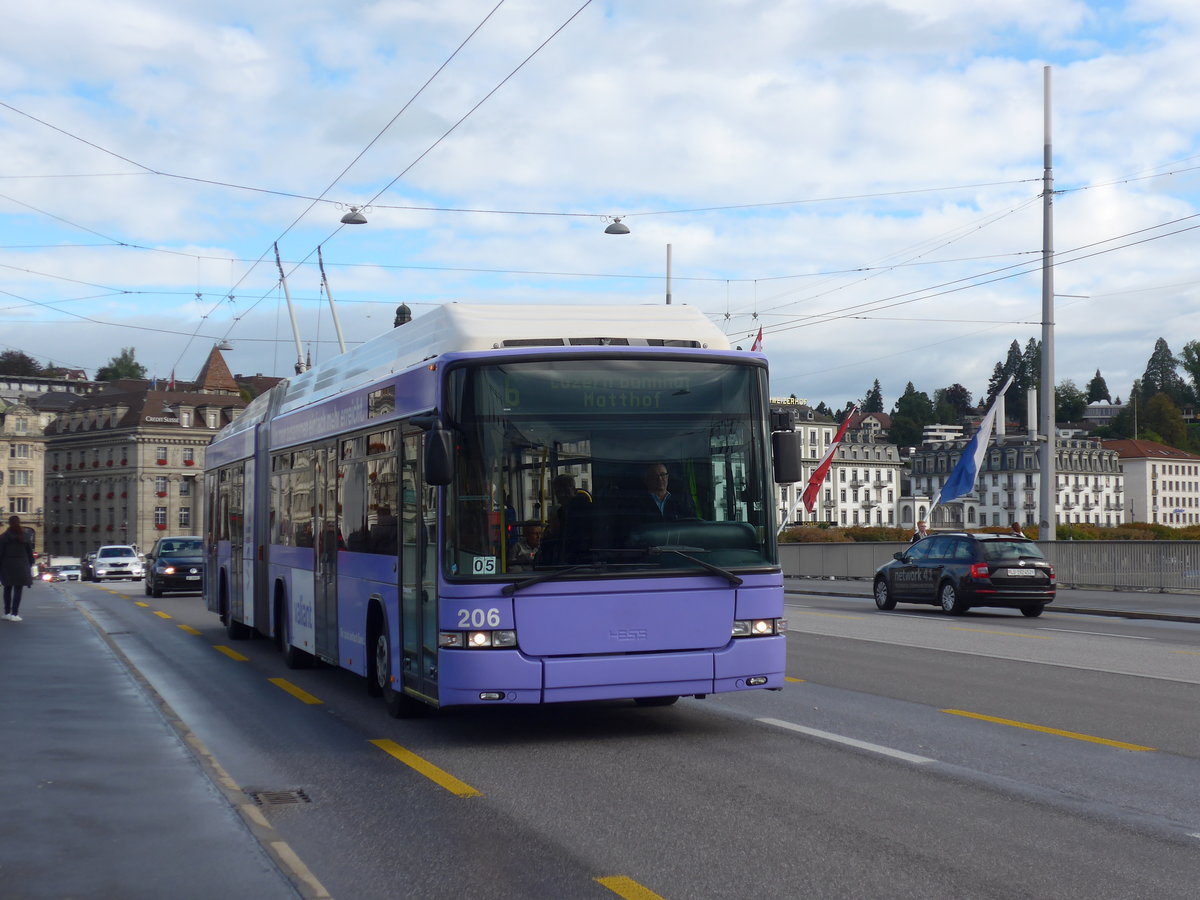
top-left (445, 358), bottom-right (775, 580)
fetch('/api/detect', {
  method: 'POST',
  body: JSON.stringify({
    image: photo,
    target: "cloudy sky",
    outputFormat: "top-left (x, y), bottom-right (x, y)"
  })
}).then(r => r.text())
top-left (3, 0), bottom-right (1199, 412)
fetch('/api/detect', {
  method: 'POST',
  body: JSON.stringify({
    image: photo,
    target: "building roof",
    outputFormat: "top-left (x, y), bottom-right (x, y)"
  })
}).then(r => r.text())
top-left (848, 411), bottom-right (891, 428)
top-left (1099, 439), bottom-right (1200, 461)
top-left (193, 347), bottom-right (240, 395)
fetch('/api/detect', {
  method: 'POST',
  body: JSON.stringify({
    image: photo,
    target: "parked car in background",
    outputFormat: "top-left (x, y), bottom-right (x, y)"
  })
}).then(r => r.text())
top-left (91, 545), bottom-right (145, 582)
top-left (873, 532), bottom-right (1056, 617)
top-left (144, 536), bottom-right (205, 597)
top-left (41, 563), bottom-right (83, 583)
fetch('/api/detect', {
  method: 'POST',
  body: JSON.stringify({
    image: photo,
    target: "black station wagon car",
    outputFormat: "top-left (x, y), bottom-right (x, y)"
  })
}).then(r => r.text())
top-left (873, 533), bottom-right (1055, 617)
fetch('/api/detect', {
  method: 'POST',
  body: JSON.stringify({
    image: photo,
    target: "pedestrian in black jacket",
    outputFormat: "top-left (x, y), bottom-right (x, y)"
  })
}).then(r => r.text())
top-left (1, 515), bottom-right (35, 622)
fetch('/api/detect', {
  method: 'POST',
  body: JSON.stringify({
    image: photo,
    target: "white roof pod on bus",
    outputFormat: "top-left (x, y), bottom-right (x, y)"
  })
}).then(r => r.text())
top-left (211, 303), bottom-right (737, 445)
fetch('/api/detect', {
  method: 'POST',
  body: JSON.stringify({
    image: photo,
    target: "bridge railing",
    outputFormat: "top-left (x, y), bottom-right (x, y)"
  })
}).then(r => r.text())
top-left (780, 541), bottom-right (1200, 594)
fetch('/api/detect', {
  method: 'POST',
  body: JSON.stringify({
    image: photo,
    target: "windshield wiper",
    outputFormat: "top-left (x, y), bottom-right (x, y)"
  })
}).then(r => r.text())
top-left (650, 546), bottom-right (744, 586)
top-left (502, 564), bottom-right (598, 596)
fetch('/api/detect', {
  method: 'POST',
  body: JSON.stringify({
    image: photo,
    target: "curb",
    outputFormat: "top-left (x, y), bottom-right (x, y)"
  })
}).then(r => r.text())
top-left (784, 587), bottom-right (1200, 625)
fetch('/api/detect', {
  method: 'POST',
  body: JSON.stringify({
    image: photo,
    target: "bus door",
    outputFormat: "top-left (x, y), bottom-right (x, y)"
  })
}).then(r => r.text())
top-left (227, 465), bottom-right (246, 622)
top-left (400, 429), bottom-right (438, 702)
top-left (243, 457), bottom-right (260, 631)
top-left (314, 442), bottom-right (339, 664)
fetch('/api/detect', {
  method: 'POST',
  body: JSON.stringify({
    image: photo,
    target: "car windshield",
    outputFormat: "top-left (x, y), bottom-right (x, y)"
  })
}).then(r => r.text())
top-left (981, 540), bottom-right (1046, 561)
top-left (159, 539), bottom-right (203, 556)
top-left (98, 547), bottom-right (135, 558)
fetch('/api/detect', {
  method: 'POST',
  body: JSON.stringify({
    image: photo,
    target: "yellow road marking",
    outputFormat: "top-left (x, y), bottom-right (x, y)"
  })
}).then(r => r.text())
top-left (134, 601), bottom-right (150, 607)
top-left (177, 625), bottom-right (202, 635)
top-left (214, 645), bottom-right (249, 662)
top-left (1170, 649), bottom-right (1200, 655)
top-left (268, 677), bottom-right (323, 705)
top-left (949, 627), bottom-right (1050, 639)
top-left (370, 739), bottom-right (482, 797)
top-left (792, 610), bottom-right (862, 620)
top-left (784, 676), bottom-right (805, 683)
top-left (942, 709), bottom-right (1155, 751)
top-left (596, 876), bottom-right (666, 900)
top-left (153, 610), bottom-right (172, 619)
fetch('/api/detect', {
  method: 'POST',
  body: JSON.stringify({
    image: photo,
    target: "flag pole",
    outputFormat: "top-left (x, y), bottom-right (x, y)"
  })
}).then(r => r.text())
top-left (1038, 65), bottom-right (1057, 541)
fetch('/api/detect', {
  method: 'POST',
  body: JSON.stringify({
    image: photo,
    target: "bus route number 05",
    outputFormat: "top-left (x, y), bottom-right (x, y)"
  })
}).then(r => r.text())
top-left (472, 556), bottom-right (497, 575)
top-left (457, 607), bottom-right (502, 628)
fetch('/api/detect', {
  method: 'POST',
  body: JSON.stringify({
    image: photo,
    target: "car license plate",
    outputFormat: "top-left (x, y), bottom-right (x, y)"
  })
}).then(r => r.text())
top-left (1006, 568), bottom-right (1037, 576)
top-left (186, 575), bottom-right (201, 580)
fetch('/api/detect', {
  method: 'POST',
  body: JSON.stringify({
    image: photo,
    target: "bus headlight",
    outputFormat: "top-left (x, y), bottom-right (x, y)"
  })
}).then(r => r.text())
top-left (441, 630), bottom-right (518, 649)
top-left (732, 618), bottom-right (786, 637)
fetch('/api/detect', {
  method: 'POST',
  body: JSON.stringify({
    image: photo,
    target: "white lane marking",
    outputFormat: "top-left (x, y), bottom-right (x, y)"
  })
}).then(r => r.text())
top-left (758, 717), bottom-right (935, 765)
top-left (1038, 628), bottom-right (1152, 640)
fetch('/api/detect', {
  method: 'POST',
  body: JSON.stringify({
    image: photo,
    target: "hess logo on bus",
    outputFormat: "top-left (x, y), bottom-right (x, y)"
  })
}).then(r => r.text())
top-left (611, 628), bottom-right (647, 642)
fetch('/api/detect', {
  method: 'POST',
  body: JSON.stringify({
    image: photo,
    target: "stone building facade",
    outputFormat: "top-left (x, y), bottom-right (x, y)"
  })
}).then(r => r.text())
top-left (42, 348), bottom-right (252, 558)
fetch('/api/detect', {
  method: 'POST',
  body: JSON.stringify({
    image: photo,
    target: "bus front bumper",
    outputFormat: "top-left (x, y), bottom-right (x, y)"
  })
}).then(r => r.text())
top-left (436, 635), bottom-right (786, 706)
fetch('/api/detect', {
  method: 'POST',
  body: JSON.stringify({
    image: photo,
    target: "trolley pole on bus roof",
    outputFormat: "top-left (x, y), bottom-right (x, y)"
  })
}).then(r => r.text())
top-left (317, 245), bottom-right (348, 355)
top-left (274, 242), bottom-right (307, 374)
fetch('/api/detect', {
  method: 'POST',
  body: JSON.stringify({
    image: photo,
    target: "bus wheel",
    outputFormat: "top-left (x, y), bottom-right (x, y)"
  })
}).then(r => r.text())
top-left (634, 696), bottom-right (679, 707)
top-left (284, 641), bottom-right (313, 669)
top-left (376, 627), bottom-right (424, 718)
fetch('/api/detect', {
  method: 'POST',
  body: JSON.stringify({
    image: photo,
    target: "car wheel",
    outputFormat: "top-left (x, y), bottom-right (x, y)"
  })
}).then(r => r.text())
top-left (1020, 605), bottom-right (1044, 618)
top-left (151, 582), bottom-right (163, 598)
top-left (874, 578), bottom-right (896, 610)
top-left (144, 580), bottom-right (152, 596)
top-left (939, 582), bottom-right (968, 615)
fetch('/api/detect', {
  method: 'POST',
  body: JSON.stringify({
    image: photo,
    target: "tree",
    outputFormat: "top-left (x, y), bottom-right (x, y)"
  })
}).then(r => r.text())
top-left (1140, 338), bottom-right (1191, 407)
top-left (95, 347), bottom-right (147, 382)
top-left (1142, 392), bottom-right (1187, 448)
top-left (862, 379), bottom-right (884, 414)
top-left (987, 340), bottom-right (1034, 421)
top-left (933, 383), bottom-right (973, 417)
top-left (0, 350), bottom-right (44, 376)
top-left (889, 382), bottom-right (934, 446)
top-left (1086, 368), bottom-right (1110, 403)
top-left (1180, 341), bottom-right (1200, 401)
top-left (1056, 379), bottom-right (1087, 423)
top-left (814, 401), bottom-right (832, 418)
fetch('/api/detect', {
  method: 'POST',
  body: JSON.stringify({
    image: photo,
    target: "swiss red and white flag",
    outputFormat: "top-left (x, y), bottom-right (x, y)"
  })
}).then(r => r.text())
top-left (168, 369), bottom-right (175, 391)
top-left (801, 407), bottom-right (858, 514)
top-left (750, 327), bottom-right (763, 352)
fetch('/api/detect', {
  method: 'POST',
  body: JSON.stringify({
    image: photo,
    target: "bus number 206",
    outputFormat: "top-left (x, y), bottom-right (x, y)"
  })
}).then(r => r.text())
top-left (457, 607), bottom-right (502, 628)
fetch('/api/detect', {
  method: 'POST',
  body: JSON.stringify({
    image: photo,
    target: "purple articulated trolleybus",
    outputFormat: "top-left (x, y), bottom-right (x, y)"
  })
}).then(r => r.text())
top-left (204, 304), bottom-right (800, 716)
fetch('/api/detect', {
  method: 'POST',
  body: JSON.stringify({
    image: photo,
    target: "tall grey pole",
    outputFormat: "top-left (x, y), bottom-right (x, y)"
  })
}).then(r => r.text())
top-left (1038, 66), bottom-right (1057, 541)
top-left (665, 243), bottom-right (673, 305)
top-left (274, 242), bottom-right (307, 374)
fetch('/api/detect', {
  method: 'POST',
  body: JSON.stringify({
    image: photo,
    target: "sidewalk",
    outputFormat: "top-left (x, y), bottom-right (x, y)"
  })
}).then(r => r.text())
top-left (786, 576), bottom-right (1200, 623)
top-left (0, 585), bottom-right (302, 900)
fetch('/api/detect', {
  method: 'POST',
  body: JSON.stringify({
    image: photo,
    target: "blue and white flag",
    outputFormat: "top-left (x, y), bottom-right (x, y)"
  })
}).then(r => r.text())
top-left (937, 375), bottom-right (1014, 506)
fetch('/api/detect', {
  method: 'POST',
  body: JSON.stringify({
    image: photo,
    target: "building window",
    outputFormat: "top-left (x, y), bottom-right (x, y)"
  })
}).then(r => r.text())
top-left (154, 507), bottom-right (167, 526)
top-left (155, 476), bottom-right (168, 494)
top-left (12, 498), bottom-right (30, 513)
top-left (181, 411), bottom-right (191, 428)
top-left (207, 412), bottom-right (218, 428)
top-left (178, 507), bottom-right (191, 528)
top-left (9, 444), bottom-right (30, 458)
top-left (14, 417), bottom-right (28, 434)
top-left (179, 478), bottom-right (191, 497)
top-left (183, 447), bottom-right (194, 465)
top-left (10, 470), bottom-right (31, 486)
top-left (156, 446), bottom-right (168, 464)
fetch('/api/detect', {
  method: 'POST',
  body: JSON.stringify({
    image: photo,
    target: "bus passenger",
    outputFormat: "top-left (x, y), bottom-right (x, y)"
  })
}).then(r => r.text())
top-left (511, 524), bottom-right (542, 569)
top-left (541, 474), bottom-right (592, 564)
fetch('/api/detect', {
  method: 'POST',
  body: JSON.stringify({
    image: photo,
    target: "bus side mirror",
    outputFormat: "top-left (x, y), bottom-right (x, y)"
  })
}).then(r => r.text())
top-left (771, 431), bottom-right (804, 484)
top-left (424, 425), bottom-right (454, 486)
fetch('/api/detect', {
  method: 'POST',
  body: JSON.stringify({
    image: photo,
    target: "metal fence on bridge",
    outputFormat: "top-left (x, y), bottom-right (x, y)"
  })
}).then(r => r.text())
top-left (780, 541), bottom-right (1200, 594)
